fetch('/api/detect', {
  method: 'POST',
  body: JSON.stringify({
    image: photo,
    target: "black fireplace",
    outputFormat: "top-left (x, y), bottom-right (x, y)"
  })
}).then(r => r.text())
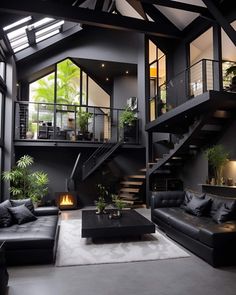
top-left (55, 192), bottom-right (78, 210)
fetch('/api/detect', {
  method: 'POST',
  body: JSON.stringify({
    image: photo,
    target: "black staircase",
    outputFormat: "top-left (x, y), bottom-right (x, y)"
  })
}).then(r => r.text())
top-left (82, 140), bottom-right (122, 181)
top-left (146, 92), bottom-right (236, 205)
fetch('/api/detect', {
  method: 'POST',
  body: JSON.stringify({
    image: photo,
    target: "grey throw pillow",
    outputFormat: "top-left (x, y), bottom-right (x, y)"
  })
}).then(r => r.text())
top-left (0, 200), bottom-right (13, 227)
top-left (185, 195), bottom-right (211, 217)
top-left (8, 204), bottom-right (37, 225)
top-left (10, 198), bottom-right (34, 214)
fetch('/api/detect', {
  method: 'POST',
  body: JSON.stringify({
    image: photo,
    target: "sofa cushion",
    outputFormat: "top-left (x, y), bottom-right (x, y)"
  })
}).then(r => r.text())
top-left (10, 198), bottom-right (34, 214)
top-left (0, 200), bottom-right (13, 228)
top-left (199, 221), bottom-right (236, 247)
top-left (152, 207), bottom-right (181, 224)
top-left (185, 195), bottom-right (211, 217)
top-left (206, 194), bottom-right (236, 219)
top-left (8, 205), bottom-right (37, 225)
top-left (0, 215), bottom-right (58, 250)
top-left (212, 202), bottom-right (235, 224)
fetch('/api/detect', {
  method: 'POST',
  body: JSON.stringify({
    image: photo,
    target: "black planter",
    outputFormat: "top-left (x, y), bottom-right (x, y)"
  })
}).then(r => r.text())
top-left (123, 120), bottom-right (138, 142)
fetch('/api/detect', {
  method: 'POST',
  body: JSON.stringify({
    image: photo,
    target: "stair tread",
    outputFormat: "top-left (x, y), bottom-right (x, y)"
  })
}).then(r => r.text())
top-left (120, 195), bottom-right (140, 201)
top-left (139, 168), bottom-right (147, 172)
top-left (128, 175), bottom-right (146, 179)
top-left (121, 181), bottom-right (143, 186)
top-left (120, 188), bottom-right (140, 193)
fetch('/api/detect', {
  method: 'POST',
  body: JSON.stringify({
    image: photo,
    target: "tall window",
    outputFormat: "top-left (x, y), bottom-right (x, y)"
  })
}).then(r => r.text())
top-left (221, 20), bottom-right (236, 90)
top-left (189, 27), bottom-right (213, 97)
top-left (148, 40), bottom-right (166, 121)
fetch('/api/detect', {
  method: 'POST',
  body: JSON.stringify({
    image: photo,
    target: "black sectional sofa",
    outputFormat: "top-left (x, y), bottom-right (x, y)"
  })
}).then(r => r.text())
top-left (151, 191), bottom-right (236, 267)
top-left (0, 205), bottom-right (59, 265)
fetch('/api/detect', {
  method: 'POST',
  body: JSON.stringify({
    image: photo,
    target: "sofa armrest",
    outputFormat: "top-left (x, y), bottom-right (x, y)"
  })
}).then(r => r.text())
top-left (151, 191), bottom-right (185, 210)
top-left (34, 206), bottom-right (59, 216)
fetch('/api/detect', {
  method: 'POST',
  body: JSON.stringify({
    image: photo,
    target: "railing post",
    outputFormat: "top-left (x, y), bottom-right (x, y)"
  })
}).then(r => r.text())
top-left (202, 59), bottom-right (207, 93)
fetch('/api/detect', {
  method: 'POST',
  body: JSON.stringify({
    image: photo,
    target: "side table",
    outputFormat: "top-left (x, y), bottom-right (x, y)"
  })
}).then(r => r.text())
top-left (0, 242), bottom-right (9, 295)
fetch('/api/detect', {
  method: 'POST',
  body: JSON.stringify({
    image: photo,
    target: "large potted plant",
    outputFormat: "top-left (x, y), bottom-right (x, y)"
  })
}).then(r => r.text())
top-left (77, 108), bottom-right (92, 140)
top-left (205, 145), bottom-right (229, 185)
top-left (119, 106), bottom-right (137, 142)
top-left (2, 155), bottom-right (49, 205)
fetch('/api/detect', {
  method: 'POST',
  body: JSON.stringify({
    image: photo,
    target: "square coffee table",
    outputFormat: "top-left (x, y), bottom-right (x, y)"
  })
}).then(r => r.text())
top-left (81, 209), bottom-right (155, 239)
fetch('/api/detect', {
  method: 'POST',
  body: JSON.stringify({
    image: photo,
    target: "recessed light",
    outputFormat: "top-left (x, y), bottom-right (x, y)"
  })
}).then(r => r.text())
top-left (101, 64), bottom-right (105, 68)
top-left (106, 77), bottom-right (109, 81)
top-left (125, 70), bottom-right (129, 74)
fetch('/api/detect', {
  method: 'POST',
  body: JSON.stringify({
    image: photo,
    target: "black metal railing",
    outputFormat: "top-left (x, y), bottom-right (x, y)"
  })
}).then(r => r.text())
top-left (14, 101), bottom-right (139, 144)
top-left (149, 59), bottom-right (236, 122)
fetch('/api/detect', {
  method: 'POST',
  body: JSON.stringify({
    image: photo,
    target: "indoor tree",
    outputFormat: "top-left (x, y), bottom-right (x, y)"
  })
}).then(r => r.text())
top-left (2, 155), bottom-right (49, 203)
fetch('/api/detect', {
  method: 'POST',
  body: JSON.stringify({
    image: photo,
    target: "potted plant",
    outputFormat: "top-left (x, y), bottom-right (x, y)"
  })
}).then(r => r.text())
top-left (95, 184), bottom-right (108, 214)
top-left (119, 106), bottom-right (137, 142)
top-left (205, 145), bottom-right (229, 185)
top-left (112, 194), bottom-right (125, 217)
top-left (77, 108), bottom-right (92, 140)
top-left (2, 155), bottom-right (49, 205)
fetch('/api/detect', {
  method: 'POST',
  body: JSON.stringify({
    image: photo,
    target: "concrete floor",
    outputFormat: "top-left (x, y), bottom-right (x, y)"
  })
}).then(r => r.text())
top-left (7, 208), bottom-right (236, 295)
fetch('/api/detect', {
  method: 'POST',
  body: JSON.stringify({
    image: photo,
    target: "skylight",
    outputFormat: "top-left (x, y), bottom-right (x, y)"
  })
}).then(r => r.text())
top-left (4, 16), bottom-right (65, 54)
top-left (3, 16), bottom-right (32, 31)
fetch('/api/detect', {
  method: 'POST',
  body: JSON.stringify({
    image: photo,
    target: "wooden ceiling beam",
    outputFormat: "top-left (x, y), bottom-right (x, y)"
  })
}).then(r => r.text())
top-left (0, 0), bottom-right (182, 39)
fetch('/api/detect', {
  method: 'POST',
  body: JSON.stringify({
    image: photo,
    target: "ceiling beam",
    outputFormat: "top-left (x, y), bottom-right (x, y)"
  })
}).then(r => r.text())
top-left (0, 0), bottom-right (182, 39)
top-left (142, 3), bottom-right (181, 36)
top-left (95, 0), bottom-right (105, 11)
top-left (202, 0), bottom-right (236, 46)
top-left (126, 0), bottom-right (148, 20)
top-left (139, 0), bottom-right (212, 18)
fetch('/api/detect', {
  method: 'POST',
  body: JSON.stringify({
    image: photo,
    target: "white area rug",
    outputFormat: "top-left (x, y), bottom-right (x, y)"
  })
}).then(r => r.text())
top-left (56, 219), bottom-right (190, 267)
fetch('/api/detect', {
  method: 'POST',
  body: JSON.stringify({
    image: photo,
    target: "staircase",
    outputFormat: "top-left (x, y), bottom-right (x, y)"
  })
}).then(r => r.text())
top-left (148, 109), bottom-right (233, 177)
top-left (119, 168), bottom-right (146, 207)
top-left (82, 141), bottom-right (122, 180)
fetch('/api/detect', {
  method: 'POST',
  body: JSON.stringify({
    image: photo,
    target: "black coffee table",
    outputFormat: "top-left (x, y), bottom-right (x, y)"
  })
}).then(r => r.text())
top-left (81, 209), bottom-right (155, 239)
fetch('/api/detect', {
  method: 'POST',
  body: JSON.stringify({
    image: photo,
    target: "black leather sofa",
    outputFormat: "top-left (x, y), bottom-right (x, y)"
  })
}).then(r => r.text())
top-left (0, 206), bottom-right (59, 265)
top-left (151, 191), bottom-right (236, 267)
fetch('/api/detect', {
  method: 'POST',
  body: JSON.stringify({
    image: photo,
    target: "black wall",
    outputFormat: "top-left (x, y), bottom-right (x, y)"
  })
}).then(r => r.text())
top-left (15, 146), bottom-right (145, 206)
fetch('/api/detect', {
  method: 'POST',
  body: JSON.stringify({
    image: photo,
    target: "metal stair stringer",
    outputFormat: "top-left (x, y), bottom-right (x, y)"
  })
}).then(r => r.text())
top-left (82, 141), bottom-right (122, 181)
top-left (148, 114), bottom-right (212, 177)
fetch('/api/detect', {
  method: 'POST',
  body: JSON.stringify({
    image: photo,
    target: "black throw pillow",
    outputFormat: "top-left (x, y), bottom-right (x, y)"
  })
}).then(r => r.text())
top-left (0, 200), bottom-right (13, 227)
top-left (185, 195), bottom-right (211, 217)
top-left (10, 198), bottom-right (34, 214)
top-left (8, 204), bottom-right (37, 225)
top-left (212, 203), bottom-right (234, 224)
top-left (181, 191), bottom-right (205, 209)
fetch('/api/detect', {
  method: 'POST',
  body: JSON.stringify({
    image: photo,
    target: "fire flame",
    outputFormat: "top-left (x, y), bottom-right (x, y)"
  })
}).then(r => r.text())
top-left (60, 195), bottom-right (73, 206)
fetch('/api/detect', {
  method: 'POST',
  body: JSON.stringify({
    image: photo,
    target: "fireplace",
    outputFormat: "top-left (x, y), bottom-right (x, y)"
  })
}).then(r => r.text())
top-left (55, 192), bottom-right (77, 210)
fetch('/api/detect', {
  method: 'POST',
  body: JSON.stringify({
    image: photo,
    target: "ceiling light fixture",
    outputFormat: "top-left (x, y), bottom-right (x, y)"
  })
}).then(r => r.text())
top-left (106, 77), bottom-right (109, 81)
top-left (125, 70), bottom-right (129, 74)
top-left (101, 63), bottom-right (105, 68)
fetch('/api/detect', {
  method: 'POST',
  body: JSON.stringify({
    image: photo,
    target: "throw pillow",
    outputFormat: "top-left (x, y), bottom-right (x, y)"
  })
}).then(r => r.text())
top-left (0, 200), bottom-right (13, 227)
top-left (10, 198), bottom-right (34, 213)
top-left (212, 203), bottom-right (234, 224)
top-left (185, 195), bottom-right (211, 217)
top-left (8, 204), bottom-right (37, 225)
top-left (181, 190), bottom-right (205, 209)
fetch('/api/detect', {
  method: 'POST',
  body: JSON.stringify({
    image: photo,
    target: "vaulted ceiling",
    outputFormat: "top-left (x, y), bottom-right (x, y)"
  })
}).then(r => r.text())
top-left (0, 0), bottom-right (234, 60)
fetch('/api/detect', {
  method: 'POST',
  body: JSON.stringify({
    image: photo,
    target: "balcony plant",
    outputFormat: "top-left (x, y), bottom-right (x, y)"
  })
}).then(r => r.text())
top-left (119, 106), bottom-right (137, 142)
top-left (205, 145), bottom-right (229, 185)
top-left (77, 108), bottom-right (92, 140)
top-left (2, 155), bottom-right (49, 205)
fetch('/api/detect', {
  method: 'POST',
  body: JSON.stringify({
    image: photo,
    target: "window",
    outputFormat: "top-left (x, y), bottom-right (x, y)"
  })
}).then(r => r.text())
top-left (148, 40), bottom-right (166, 121)
top-left (189, 28), bottom-right (214, 97)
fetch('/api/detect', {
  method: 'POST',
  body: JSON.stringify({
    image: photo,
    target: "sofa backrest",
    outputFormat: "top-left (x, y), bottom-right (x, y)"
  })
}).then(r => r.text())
top-left (205, 194), bottom-right (236, 219)
top-left (151, 191), bottom-right (185, 208)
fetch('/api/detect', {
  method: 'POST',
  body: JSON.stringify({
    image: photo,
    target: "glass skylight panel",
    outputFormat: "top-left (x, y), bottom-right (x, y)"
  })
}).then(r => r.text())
top-left (13, 43), bottom-right (29, 53)
top-left (28, 18), bottom-right (55, 29)
top-left (35, 20), bottom-right (65, 37)
top-left (11, 36), bottom-right (28, 48)
top-left (36, 29), bottom-right (60, 43)
top-left (7, 26), bottom-right (27, 40)
top-left (3, 16), bottom-right (32, 31)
